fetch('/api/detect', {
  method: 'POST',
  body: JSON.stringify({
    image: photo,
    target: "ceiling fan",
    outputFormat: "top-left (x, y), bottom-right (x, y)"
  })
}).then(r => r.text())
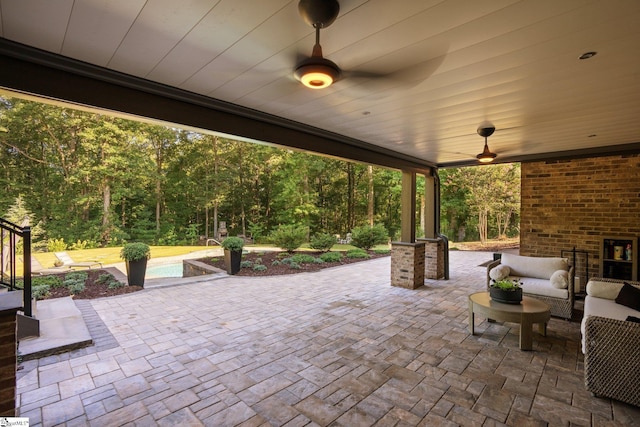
top-left (293, 0), bottom-right (443, 91)
top-left (293, 0), bottom-right (342, 89)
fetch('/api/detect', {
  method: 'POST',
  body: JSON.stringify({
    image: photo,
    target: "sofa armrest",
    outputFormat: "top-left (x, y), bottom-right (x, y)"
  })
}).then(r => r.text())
top-left (587, 277), bottom-right (640, 299)
top-left (584, 315), bottom-right (640, 406)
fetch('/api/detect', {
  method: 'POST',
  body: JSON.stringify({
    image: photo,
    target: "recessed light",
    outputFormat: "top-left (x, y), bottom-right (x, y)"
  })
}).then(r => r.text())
top-left (579, 51), bottom-right (597, 60)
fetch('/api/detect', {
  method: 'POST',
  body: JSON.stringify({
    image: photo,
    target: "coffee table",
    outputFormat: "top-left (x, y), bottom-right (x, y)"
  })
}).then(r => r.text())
top-left (468, 292), bottom-right (551, 351)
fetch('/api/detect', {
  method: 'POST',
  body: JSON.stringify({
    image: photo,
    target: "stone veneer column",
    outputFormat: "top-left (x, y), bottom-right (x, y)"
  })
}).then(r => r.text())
top-left (418, 237), bottom-right (445, 279)
top-left (391, 241), bottom-right (426, 289)
top-left (0, 292), bottom-right (23, 417)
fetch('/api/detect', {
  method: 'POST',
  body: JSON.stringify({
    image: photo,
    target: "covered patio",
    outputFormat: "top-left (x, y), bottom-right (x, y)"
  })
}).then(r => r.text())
top-left (16, 252), bottom-right (639, 426)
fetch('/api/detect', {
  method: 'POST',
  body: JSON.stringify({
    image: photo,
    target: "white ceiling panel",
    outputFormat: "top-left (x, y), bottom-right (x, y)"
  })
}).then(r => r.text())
top-left (1, 0), bottom-right (639, 167)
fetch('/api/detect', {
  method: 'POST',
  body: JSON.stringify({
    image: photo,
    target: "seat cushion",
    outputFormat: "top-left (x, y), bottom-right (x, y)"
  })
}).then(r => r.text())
top-left (513, 276), bottom-right (569, 299)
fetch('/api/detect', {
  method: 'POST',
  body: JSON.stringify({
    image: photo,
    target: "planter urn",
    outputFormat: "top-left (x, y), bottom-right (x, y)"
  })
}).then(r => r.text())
top-left (224, 250), bottom-right (242, 275)
top-left (489, 286), bottom-right (522, 304)
top-left (126, 258), bottom-right (148, 287)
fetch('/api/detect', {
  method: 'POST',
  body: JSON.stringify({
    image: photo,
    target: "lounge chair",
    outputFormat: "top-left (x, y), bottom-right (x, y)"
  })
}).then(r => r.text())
top-left (30, 256), bottom-right (71, 275)
top-left (54, 252), bottom-right (103, 269)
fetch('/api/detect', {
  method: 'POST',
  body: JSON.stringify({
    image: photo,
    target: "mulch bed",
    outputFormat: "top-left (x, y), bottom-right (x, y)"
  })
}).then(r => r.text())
top-left (38, 270), bottom-right (143, 300)
top-left (197, 250), bottom-right (390, 277)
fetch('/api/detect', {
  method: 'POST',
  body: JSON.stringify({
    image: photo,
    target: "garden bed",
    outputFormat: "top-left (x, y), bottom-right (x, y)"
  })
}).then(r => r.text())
top-left (198, 249), bottom-right (390, 277)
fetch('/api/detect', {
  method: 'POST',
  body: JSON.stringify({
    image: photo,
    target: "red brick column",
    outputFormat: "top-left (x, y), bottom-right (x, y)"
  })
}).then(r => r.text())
top-left (419, 238), bottom-right (445, 279)
top-left (0, 297), bottom-right (21, 417)
top-left (391, 242), bottom-right (426, 289)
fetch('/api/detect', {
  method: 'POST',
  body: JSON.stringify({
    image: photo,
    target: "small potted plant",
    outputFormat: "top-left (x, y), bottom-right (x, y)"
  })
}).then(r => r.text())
top-left (489, 278), bottom-right (523, 304)
top-left (221, 236), bottom-right (244, 275)
top-left (120, 242), bottom-right (151, 287)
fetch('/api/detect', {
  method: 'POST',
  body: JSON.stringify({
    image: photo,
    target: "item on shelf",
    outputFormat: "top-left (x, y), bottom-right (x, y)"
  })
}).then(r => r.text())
top-left (614, 245), bottom-right (624, 260)
top-left (626, 243), bottom-right (632, 261)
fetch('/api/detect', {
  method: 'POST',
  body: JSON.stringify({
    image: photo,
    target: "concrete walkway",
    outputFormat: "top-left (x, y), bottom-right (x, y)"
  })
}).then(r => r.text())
top-left (16, 251), bottom-right (640, 426)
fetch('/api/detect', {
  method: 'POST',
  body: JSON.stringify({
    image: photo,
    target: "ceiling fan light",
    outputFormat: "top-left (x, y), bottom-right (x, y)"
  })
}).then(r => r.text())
top-left (294, 58), bottom-right (340, 89)
top-left (476, 142), bottom-right (497, 163)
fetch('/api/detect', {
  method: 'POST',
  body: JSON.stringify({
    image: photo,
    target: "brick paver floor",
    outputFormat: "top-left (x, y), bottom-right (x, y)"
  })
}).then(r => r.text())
top-left (16, 251), bottom-right (640, 426)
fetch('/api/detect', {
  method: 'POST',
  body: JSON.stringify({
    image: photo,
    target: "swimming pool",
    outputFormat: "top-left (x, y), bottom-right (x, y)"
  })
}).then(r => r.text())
top-left (146, 262), bottom-right (183, 278)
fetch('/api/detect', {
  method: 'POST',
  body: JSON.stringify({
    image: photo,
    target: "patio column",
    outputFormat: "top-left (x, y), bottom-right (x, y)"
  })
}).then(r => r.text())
top-left (418, 174), bottom-right (445, 279)
top-left (0, 292), bottom-right (23, 416)
top-left (391, 171), bottom-right (425, 289)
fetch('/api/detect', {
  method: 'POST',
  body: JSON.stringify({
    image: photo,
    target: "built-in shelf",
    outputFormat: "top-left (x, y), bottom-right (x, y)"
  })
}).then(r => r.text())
top-left (599, 237), bottom-right (638, 281)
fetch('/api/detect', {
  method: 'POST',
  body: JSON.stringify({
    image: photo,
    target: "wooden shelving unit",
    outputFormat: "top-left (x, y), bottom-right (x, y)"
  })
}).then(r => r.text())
top-left (599, 236), bottom-right (638, 281)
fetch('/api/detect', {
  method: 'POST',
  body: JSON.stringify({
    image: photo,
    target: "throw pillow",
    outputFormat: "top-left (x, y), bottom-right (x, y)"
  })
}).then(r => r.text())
top-left (627, 316), bottom-right (640, 323)
top-left (489, 265), bottom-right (510, 281)
top-left (615, 283), bottom-right (640, 312)
top-left (550, 270), bottom-right (569, 289)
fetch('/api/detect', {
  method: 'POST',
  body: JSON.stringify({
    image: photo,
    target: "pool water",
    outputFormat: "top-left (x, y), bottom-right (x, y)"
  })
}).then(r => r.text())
top-left (146, 263), bottom-right (183, 278)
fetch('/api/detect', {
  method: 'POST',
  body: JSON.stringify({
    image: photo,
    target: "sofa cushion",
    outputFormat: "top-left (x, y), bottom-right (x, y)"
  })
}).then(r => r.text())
top-left (586, 280), bottom-right (624, 300)
top-left (515, 277), bottom-right (569, 299)
top-left (581, 295), bottom-right (640, 352)
top-left (550, 270), bottom-right (569, 289)
top-left (500, 253), bottom-right (568, 280)
top-left (615, 283), bottom-right (640, 311)
top-left (489, 265), bottom-right (510, 281)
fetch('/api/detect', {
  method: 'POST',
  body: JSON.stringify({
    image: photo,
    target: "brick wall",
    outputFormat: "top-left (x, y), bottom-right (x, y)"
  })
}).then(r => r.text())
top-left (391, 242), bottom-right (425, 289)
top-left (0, 311), bottom-right (17, 416)
top-left (520, 154), bottom-right (640, 280)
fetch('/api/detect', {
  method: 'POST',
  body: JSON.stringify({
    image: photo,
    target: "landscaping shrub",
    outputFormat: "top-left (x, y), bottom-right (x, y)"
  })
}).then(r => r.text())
top-left (350, 224), bottom-right (388, 250)
top-left (63, 271), bottom-right (88, 294)
top-left (16, 275), bottom-right (64, 290)
top-left (47, 238), bottom-right (67, 252)
top-left (309, 233), bottom-right (336, 252)
top-left (269, 225), bottom-right (307, 252)
top-left (32, 284), bottom-right (50, 300)
top-left (271, 260), bottom-right (282, 266)
top-left (289, 261), bottom-right (301, 269)
top-left (374, 248), bottom-right (391, 255)
top-left (253, 264), bottom-right (267, 271)
top-left (96, 273), bottom-right (121, 289)
top-left (108, 281), bottom-right (126, 290)
top-left (346, 249), bottom-right (370, 259)
top-left (312, 257), bottom-right (324, 264)
top-left (320, 252), bottom-right (342, 262)
top-left (291, 254), bottom-right (316, 264)
top-left (241, 260), bottom-right (253, 268)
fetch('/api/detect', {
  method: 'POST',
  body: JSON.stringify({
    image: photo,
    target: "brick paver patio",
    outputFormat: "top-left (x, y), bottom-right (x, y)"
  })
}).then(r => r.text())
top-left (16, 251), bottom-right (640, 426)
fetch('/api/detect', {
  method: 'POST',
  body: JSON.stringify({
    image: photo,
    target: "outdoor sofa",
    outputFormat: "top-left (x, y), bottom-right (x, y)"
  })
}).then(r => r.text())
top-left (486, 253), bottom-right (574, 320)
top-left (581, 277), bottom-right (640, 407)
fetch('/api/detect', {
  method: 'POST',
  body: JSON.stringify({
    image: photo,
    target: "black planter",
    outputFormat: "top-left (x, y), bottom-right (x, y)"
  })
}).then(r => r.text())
top-left (224, 249), bottom-right (242, 275)
top-left (126, 258), bottom-right (148, 287)
top-left (489, 286), bottom-right (522, 304)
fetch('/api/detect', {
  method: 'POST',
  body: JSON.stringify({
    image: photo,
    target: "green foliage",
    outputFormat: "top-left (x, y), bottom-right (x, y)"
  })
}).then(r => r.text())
top-left (221, 236), bottom-right (244, 252)
top-left (346, 249), bottom-right (370, 259)
top-left (319, 252), bottom-right (342, 262)
top-left (309, 233), bottom-right (337, 252)
top-left (289, 261), bottom-right (301, 269)
top-left (69, 239), bottom-right (97, 250)
top-left (313, 257), bottom-right (324, 264)
top-left (290, 254), bottom-right (316, 264)
top-left (254, 258), bottom-right (263, 265)
top-left (16, 275), bottom-right (64, 290)
top-left (108, 281), bottom-right (126, 289)
top-left (491, 278), bottom-right (522, 290)
top-left (120, 242), bottom-right (151, 261)
top-left (32, 284), bottom-right (51, 300)
top-left (62, 271), bottom-right (88, 295)
top-left (67, 281), bottom-right (86, 295)
top-left (47, 238), bottom-right (67, 252)
top-left (241, 260), bottom-right (253, 268)
top-left (253, 264), bottom-right (267, 271)
top-left (269, 225), bottom-right (307, 252)
top-left (271, 260), bottom-right (281, 266)
top-left (374, 248), bottom-right (390, 254)
top-left (350, 224), bottom-right (388, 250)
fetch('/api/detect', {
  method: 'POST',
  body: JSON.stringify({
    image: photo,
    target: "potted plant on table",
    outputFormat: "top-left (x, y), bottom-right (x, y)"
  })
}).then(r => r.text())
top-left (120, 242), bottom-right (151, 287)
top-left (489, 278), bottom-right (523, 304)
top-left (221, 236), bottom-right (244, 275)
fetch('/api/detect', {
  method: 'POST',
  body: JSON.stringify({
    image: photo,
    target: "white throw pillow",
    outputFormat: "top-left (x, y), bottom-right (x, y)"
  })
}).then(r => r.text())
top-left (490, 265), bottom-right (510, 281)
top-left (550, 269), bottom-right (569, 289)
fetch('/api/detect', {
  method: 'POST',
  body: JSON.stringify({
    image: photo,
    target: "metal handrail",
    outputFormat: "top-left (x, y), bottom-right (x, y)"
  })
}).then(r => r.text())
top-left (0, 217), bottom-right (32, 317)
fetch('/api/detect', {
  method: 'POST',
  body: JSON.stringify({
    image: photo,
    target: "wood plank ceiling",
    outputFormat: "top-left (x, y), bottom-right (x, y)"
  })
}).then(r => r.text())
top-left (0, 0), bottom-right (639, 168)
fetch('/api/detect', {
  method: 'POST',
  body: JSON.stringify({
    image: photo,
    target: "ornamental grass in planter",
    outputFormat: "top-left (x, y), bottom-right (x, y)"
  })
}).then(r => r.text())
top-left (221, 236), bottom-right (244, 275)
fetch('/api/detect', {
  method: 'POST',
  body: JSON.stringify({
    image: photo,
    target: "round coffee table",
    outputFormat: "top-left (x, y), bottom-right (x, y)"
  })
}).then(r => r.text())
top-left (468, 291), bottom-right (551, 351)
